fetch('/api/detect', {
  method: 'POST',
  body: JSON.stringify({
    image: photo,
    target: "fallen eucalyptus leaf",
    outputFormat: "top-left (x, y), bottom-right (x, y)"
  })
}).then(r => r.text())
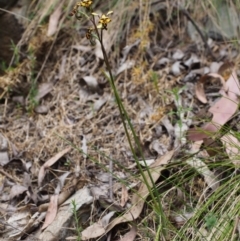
top-left (38, 147), bottom-right (71, 186)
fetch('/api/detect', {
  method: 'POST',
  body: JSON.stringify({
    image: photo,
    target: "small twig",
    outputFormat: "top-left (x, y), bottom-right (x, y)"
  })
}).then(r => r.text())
top-left (109, 158), bottom-right (113, 201)
top-left (0, 7), bottom-right (30, 20)
top-left (3, 97), bottom-right (8, 118)
top-left (0, 167), bottom-right (19, 182)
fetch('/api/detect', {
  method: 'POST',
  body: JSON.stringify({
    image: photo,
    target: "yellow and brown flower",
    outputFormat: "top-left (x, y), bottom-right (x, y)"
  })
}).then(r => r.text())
top-left (97, 11), bottom-right (113, 30)
top-left (79, 0), bottom-right (92, 8)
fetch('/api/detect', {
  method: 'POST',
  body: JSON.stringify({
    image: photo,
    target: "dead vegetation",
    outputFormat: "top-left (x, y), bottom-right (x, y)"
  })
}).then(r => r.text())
top-left (0, 0), bottom-right (240, 240)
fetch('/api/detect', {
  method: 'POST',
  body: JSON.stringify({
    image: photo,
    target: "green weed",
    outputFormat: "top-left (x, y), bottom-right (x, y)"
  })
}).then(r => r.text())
top-left (71, 199), bottom-right (82, 241)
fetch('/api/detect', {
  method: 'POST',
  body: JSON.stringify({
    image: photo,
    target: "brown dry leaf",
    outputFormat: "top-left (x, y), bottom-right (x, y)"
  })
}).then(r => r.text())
top-left (47, 2), bottom-right (63, 36)
top-left (101, 211), bottom-right (116, 228)
top-left (221, 132), bottom-right (240, 166)
top-left (57, 171), bottom-right (70, 192)
top-left (209, 71), bottom-right (240, 125)
top-left (66, 237), bottom-right (78, 240)
top-left (35, 82), bottom-right (54, 102)
top-left (82, 222), bottom-right (105, 240)
top-left (39, 0), bottom-right (59, 24)
top-left (209, 62), bottom-right (222, 73)
top-left (139, 159), bottom-right (155, 167)
top-left (172, 49), bottom-right (184, 60)
top-left (0, 173), bottom-right (5, 192)
top-left (117, 225), bottom-right (137, 241)
top-left (190, 140), bottom-right (204, 153)
top-left (39, 185), bottom-right (76, 212)
top-left (227, 69), bottom-right (240, 93)
top-left (5, 211), bottom-right (31, 239)
top-left (202, 71), bottom-right (240, 135)
top-left (93, 98), bottom-right (107, 112)
top-left (120, 184), bottom-right (129, 207)
top-left (195, 82), bottom-right (207, 104)
top-left (209, 95), bottom-right (237, 125)
top-left (34, 105), bottom-right (49, 114)
top-left (187, 140), bottom-right (219, 190)
top-left (186, 158), bottom-right (218, 190)
top-left (81, 137), bottom-right (88, 154)
top-left (41, 194), bottom-right (59, 230)
top-left (81, 151), bottom-right (174, 239)
top-left (82, 76), bottom-right (99, 90)
top-left (184, 53), bottom-right (200, 68)
top-left (38, 147), bottom-right (71, 186)
top-left (187, 123), bottom-right (218, 141)
top-left (82, 211), bottom-right (115, 240)
top-left (0, 151), bottom-right (9, 166)
top-left (195, 73), bottom-right (226, 104)
top-left (90, 186), bottom-right (109, 200)
top-left (171, 61), bottom-right (182, 76)
top-left (40, 188), bottom-right (93, 240)
top-left (218, 61), bottom-right (234, 81)
top-left (7, 212), bottom-right (41, 240)
top-left (0, 133), bottom-right (9, 166)
top-left (189, 68), bottom-right (240, 170)
top-left (170, 212), bottom-right (194, 228)
top-left (116, 60), bottom-right (135, 75)
top-left (189, 69), bottom-right (240, 141)
top-left (10, 185), bottom-right (28, 199)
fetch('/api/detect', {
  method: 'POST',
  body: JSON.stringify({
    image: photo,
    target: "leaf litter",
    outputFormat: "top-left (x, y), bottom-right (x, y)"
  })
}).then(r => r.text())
top-left (188, 63), bottom-right (240, 166)
top-left (81, 151), bottom-right (174, 239)
top-left (0, 0), bottom-right (240, 240)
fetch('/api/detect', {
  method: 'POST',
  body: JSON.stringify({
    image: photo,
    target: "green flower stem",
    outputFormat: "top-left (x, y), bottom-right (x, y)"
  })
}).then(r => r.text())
top-left (90, 18), bottom-right (167, 234)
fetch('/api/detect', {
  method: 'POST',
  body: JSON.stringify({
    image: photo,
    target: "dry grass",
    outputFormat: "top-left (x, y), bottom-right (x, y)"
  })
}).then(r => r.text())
top-left (1, 0), bottom-right (178, 166)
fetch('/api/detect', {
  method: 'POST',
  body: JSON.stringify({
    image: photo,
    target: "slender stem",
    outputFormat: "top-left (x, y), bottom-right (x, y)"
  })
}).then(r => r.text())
top-left (100, 28), bottom-right (103, 42)
top-left (90, 16), bottom-right (167, 234)
top-left (97, 28), bottom-right (162, 211)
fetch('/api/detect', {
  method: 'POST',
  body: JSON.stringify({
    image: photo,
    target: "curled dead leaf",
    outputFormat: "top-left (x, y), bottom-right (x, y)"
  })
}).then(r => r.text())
top-left (41, 194), bottom-right (59, 230)
top-left (195, 73), bottom-right (226, 104)
top-left (186, 158), bottom-right (219, 190)
top-left (218, 61), bottom-right (235, 81)
top-left (221, 132), bottom-right (240, 166)
top-left (10, 185), bottom-right (27, 199)
top-left (195, 81), bottom-right (207, 104)
top-left (38, 147), bottom-right (71, 186)
top-left (47, 2), bottom-right (63, 37)
top-left (35, 82), bottom-right (53, 102)
top-left (121, 184), bottom-right (129, 207)
top-left (82, 76), bottom-right (99, 90)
